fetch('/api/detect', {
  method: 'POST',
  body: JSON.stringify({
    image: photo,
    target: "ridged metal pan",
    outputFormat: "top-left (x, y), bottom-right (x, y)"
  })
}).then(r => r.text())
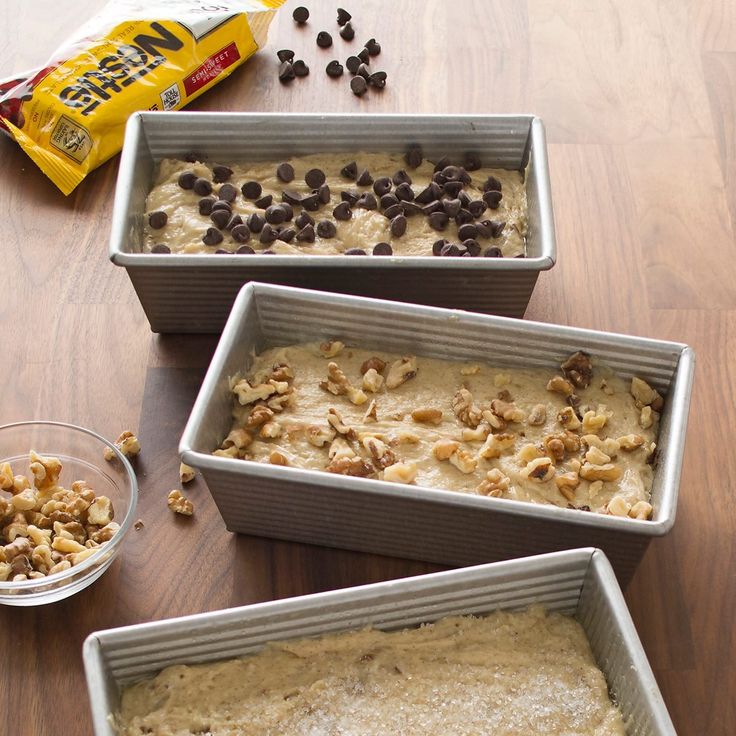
top-left (109, 112), bottom-right (555, 333)
top-left (179, 283), bottom-right (694, 586)
top-left (83, 548), bottom-right (676, 735)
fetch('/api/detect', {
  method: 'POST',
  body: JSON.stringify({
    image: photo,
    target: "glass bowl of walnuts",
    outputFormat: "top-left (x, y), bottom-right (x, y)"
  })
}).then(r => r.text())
top-left (0, 421), bottom-right (138, 605)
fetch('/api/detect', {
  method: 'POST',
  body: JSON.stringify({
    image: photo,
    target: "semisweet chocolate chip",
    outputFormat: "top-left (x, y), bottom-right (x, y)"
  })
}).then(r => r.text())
top-left (278, 227), bottom-right (296, 243)
top-left (210, 209), bottom-right (231, 229)
top-left (365, 38), bottom-right (381, 56)
top-left (390, 214), bottom-right (407, 236)
top-left (317, 31), bottom-right (333, 47)
top-left (380, 193), bottom-right (399, 209)
top-left (214, 249), bottom-right (230, 254)
top-left (357, 192), bottom-right (377, 209)
top-left (489, 219), bottom-right (506, 238)
top-left (241, 181), bottom-right (262, 199)
top-left (356, 169), bottom-right (373, 186)
top-left (357, 47), bottom-right (370, 64)
top-left (340, 22), bottom-right (355, 40)
top-left (464, 152), bottom-right (482, 171)
top-left (442, 181), bottom-right (463, 198)
top-left (198, 197), bottom-right (215, 216)
top-left (326, 59), bottom-right (344, 77)
top-left (225, 214), bottom-right (243, 231)
top-left (317, 183), bottom-right (331, 204)
top-left (341, 190), bottom-right (360, 205)
top-left (475, 220), bottom-right (492, 238)
top-left (262, 249), bottom-right (276, 254)
top-left (373, 241), bottom-right (392, 255)
top-left (317, 220), bottom-right (337, 238)
top-left (293, 59), bottom-right (310, 77)
top-left (405, 145), bottom-right (423, 169)
top-left (458, 191), bottom-right (472, 207)
top-left (393, 170), bottom-right (412, 186)
top-left (441, 242), bottom-right (461, 257)
top-left (231, 224), bottom-right (251, 243)
top-left (296, 224), bottom-right (316, 242)
top-left (276, 162), bottom-right (295, 183)
top-left (368, 71), bottom-right (387, 89)
top-left (260, 224), bottom-right (279, 244)
top-left (305, 168), bottom-right (326, 189)
top-left (346, 55), bottom-right (362, 74)
top-left (295, 211), bottom-right (314, 229)
top-left (277, 49), bottom-right (295, 63)
top-left (402, 201), bottom-right (424, 217)
top-left (211, 199), bottom-right (231, 213)
top-left (415, 182), bottom-right (441, 204)
top-left (455, 208), bottom-right (474, 226)
top-left (148, 210), bottom-right (168, 229)
top-left (350, 75), bottom-right (368, 96)
top-left (177, 171), bottom-right (197, 190)
top-left (236, 245), bottom-right (255, 254)
top-left (482, 190), bottom-right (503, 209)
top-left (337, 7), bottom-right (351, 25)
top-left (356, 63), bottom-right (370, 79)
top-left (282, 189), bottom-right (302, 206)
top-left (293, 6), bottom-right (309, 23)
top-left (428, 211), bottom-right (449, 230)
top-left (463, 239), bottom-right (481, 256)
top-left (443, 198), bottom-right (461, 217)
top-left (383, 203), bottom-right (404, 219)
top-left (433, 156), bottom-right (451, 173)
top-left (278, 61), bottom-right (296, 83)
top-left (184, 152), bottom-right (201, 163)
top-left (265, 205), bottom-right (286, 224)
top-left (247, 213), bottom-right (265, 233)
top-left (341, 160), bottom-right (358, 179)
top-left (344, 248), bottom-right (366, 255)
top-left (432, 171), bottom-right (447, 186)
top-left (280, 202), bottom-right (294, 221)
top-left (373, 177), bottom-right (391, 195)
top-left (458, 168), bottom-right (472, 185)
top-left (218, 183), bottom-right (237, 202)
top-left (213, 164), bottom-right (233, 183)
top-left (254, 194), bottom-right (273, 209)
top-left (422, 200), bottom-right (444, 215)
top-left (483, 175), bottom-right (502, 192)
top-left (301, 193), bottom-right (321, 211)
top-left (484, 246), bottom-right (503, 257)
top-left (192, 177), bottom-right (212, 196)
top-left (150, 244), bottom-right (171, 254)
top-left (468, 200), bottom-right (487, 218)
top-left (442, 165), bottom-right (462, 181)
top-left (394, 182), bottom-right (415, 201)
top-left (458, 223), bottom-right (478, 241)
top-left (432, 239), bottom-right (448, 256)
top-left (333, 201), bottom-right (352, 220)
top-left (202, 227), bottom-right (224, 246)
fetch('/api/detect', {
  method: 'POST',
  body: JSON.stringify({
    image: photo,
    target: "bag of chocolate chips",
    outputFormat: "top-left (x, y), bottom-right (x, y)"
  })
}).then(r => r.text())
top-left (0, 0), bottom-right (283, 195)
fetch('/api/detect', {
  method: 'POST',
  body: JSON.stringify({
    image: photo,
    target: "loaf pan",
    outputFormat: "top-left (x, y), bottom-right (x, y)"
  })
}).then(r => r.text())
top-left (110, 112), bottom-right (555, 333)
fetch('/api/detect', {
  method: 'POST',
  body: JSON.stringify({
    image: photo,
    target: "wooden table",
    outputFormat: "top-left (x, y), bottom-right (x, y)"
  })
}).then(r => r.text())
top-left (2, 1), bottom-right (734, 733)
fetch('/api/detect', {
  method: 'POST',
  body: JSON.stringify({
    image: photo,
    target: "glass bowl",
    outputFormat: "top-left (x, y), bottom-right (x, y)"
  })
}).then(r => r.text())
top-left (0, 421), bottom-right (138, 606)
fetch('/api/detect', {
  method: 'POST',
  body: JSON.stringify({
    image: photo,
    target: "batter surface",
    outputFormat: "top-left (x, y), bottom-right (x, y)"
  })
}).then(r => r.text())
top-left (216, 343), bottom-right (661, 518)
top-left (118, 607), bottom-right (626, 736)
top-left (144, 153), bottom-right (526, 256)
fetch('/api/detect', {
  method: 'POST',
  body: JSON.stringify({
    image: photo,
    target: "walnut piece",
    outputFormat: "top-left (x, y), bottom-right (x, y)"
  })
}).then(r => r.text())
top-left (490, 399), bottom-right (525, 424)
top-left (449, 448), bottom-right (478, 474)
top-left (460, 364), bottom-right (481, 376)
top-left (555, 472), bottom-right (580, 502)
top-left (325, 456), bottom-right (374, 477)
top-left (362, 436), bottom-right (397, 469)
top-left (319, 340), bottom-right (344, 358)
top-left (385, 356), bottom-right (417, 389)
top-left (232, 379), bottom-right (276, 406)
top-left (223, 428), bottom-right (253, 450)
top-left (585, 446), bottom-right (611, 465)
top-left (476, 469), bottom-right (511, 497)
top-left (362, 368), bottom-right (384, 393)
top-left (327, 408), bottom-right (355, 438)
top-left (259, 421), bottom-right (283, 439)
top-left (478, 433), bottom-right (516, 460)
top-left (527, 404), bottom-right (547, 426)
top-left (29, 451), bottom-right (63, 490)
top-left (167, 490), bottom-right (194, 516)
top-left (383, 462), bottom-right (417, 484)
top-left (320, 362), bottom-right (367, 405)
top-left (269, 450), bottom-right (289, 466)
top-left (543, 436), bottom-right (566, 463)
top-left (363, 400), bottom-right (378, 422)
top-left (461, 424), bottom-right (491, 442)
top-left (179, 463), bottom-right (196, 484)
top-left (629, 501), bottom-right (653, 520)
top-left (561, 351), bottom-right (593, 389)
top-left (517, 443), bottom-right (544, 464)
top-left (433, 439), bottom-right (460, 461)
top-left (618, 433), bottom-right (645, 450)
top-left (306, 424), bottom-right (336, 447)
top-left (521, 457), bottom-right (555, 482)
top-left (606, 496), bottom-right (630, 517)
top-left (411, 408), bottom-right (443, 425)
top-left (630, 377), bottom-right (663, 410)
top-left (580, 462), bottom-right (622, 482)
top-left (546, 375), bottom-right (575, 397)
top-left (452, 388), bottom-right (482, 427)
top-left (640, 405), bottom-right (654, 429)
top-left (360, 356), bottom-right (386, 375)
top-left (557, 406), bottom-right (582, 430)
top-left (581, 408), bottom-right (610, 434)
top-left (582, 435), bottom-right (619, 458)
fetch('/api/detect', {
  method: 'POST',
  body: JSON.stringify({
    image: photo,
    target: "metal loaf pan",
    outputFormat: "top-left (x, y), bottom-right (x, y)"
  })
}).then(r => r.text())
top-left (110, 112), bottom-right (556, 333)
top-left (83, 548), bottom-right (676, 735)
top-left (179, 284), bottom-right (694, 586)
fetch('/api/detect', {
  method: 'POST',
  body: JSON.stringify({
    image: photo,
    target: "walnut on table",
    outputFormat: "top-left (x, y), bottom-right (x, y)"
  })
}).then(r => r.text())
top-left (167, 489), bottom-right (194, 516)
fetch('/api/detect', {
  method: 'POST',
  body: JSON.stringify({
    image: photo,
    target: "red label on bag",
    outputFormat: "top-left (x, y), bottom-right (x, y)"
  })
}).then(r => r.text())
top-left (183, 42), bottom-right (241, 96)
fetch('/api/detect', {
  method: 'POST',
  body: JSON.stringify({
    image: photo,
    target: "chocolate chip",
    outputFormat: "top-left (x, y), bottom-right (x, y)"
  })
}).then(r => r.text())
top-left (214, 249), bottom-right (229, 254)
top-left (231, 224), bottom-right (251, 243)
top-left (337, 8), bottom-right (351, 25)
top-left (483, 176), bottom-right (502, 192)
top-left (341, 190), bottom-right (360, 205)
top-left (350, 76), bottom-right (368, 96)
top-left (458, 223), bottom-right (478, 241)
top-left (475, 220), bottom-right (492, 238)
top-left (415, 183), bottom-right (440, 204)
top-left (458, 168), bottom-right (472, 185)
top-left (293, 6), bottom-right (309, 23)
top-left (210, 209), bottom-right (230, 229)
top-left (404, 146), bottom-right (423, 169)
top-left (463, 239), bottom-right (481, 256)
top-left (326, 59), bottom-right (344, 77)
top-left (333, 201), bottom-right (352, 220)
top-left (236, 245), bottom-right (255, 254)
top-left (148, 211), bottom-right (167, 229)
top-left (442, 181), bottom-right (463, 198)
top-left (357, 47), bottom-right (370, 64)
top-left (225, 214), bottom-right (243, 230)
top-left (392, 170), bottom-right (412, 186)
top-left (260, 224), bottom-right (278, 244)
top-left (489, 220), bottom-right (506, 238)
top-left (177, 171), bottom-right (197, 190)
top-left (317, 31), bottom-right (333, 48)
top-left (340, 22), bottom-right (355, 40)
top-left (442, 165), bottom-right (461, 181)
top-left (341, 161), bottom-right (358, 179)
top-left (365, 38), bottom-right (381, 56)
top-left (373, 242), bottom-right (392, 255)
top-left (402, 202), bottom-right (424, 217)
top-left (192, 177), bottom-right (212, 197)
top-left (218, 183), bottom-right (237, 203)
top-left (150, 244), bottom-right (170, 254)
top-left (278, 227), bottom-right (296, 243)
top-left (357, 192), bottom-right (377, 209)
top-left (441, 242), bottom-right (461, 257)
top-left (278, 61), bottom-right (296, 83)
top-left (295, 211), bottom-right (314, 229)
top-left (184, 153), bottom-right (201, 163)
top-left (301, 193), bottom-right (321, 211)
top-left (459, 191), bottom-right (472, 208)
top-left (422, 200), bottom-right (443, 215)
top-left (212, 165), bottom-right (233, 183)
top-left (276, 162), bottom-right (295, 183)
top-left (202, 227), bottom-right (224, 246)
top-left (262, 249), bottom-right (276, 255)
top-left (380, 193), bottom-right (399, 209)
top-left (317, 220), bottom-right (337, 238)
top-left (318, 183), bottom-right (331, 203)
top-left (464, 152), bottom-right (482, 171)
top-left (356, 63), bottom-right (371, 79)
top-left (211, 199), bottom-right (231, 213)
top-left (282, 189), bottom-right (302, 206)
top-left (383, 203), bottom-right (404, 219)
top-left (254, 194), bottom-right (273, 209)
top-left (432, 239), bottom-right (448, 256)
top-left (443, 198), bottom-right (461, 217)
top-left (280, 203), bottom-right (294, 221)
top-left (345, 248), bottom-right (366, 255)
top-left (247, 213), bottom-right (265, 233)
top-left (484, 246), bottom-right (502, 257)
top-left (265, 205), bottom-right (286, 224)
top-left (277, 49), bottom-right (295, 63)
top-left (428, 211), bottom-right (449, 231)
top-left (346, 56), bottom-right (362, 74)
top-left (304, 168), bottom-right (326, 189)
top-left (390, 214), bottom-right (407, 236)
top-left (483, 190), bottom-right (503, 209)
top-left (293, 59), bottom-right (310, 77)
top-left (394, 182), bottom-right (414, 201)
top-left (356, 169), bottom-right (373, 186)
top-left (433, 156), bottom-right (451, 172)
top-left (368, 71), bottom-right (387, 89)
top-left (468, 200), bottom-right (487, 218)
top-left (241, 181), bottom-right (262, 199)
top-left (296, 224), bottom-right (316, 242)
top-left (198, 198), bottom-right (215, 216)
top-left (455, 209), bottom-right (474, 226)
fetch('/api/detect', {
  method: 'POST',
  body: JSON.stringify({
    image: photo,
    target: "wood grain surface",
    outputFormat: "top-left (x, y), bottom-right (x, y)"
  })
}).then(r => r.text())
top-left (1, 1), bottom-right (734, 733)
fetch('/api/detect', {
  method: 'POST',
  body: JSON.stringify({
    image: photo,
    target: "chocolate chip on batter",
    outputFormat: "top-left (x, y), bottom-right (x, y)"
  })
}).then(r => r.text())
top-left (218, 183), bottom-right (238, 203)
top-left (254, 194), bottom-right (273, 209)
top-left (341, 190), bottom-right (360, 206)
top-left (246, 213), bottom-right (265, 233)
top-left (394, 182), bottom-right (414, 201)
top-left (198, 197), bottom-right (215, 216)
top-left (293, 6), bottom-right (309, 23)
top-left (148, 211), bottom-right (167, 229)
top-left (317, 31), bottom-right (333, 48)
top-left (442, 198), bottom-right (461, 217)
top-left (402, 202), bottom-right (424, 217)
top-left (225, 214), bottom-right (243, 231)
top-left (356, 169), bottom-right (373, 186)
top-left (278, 227), bottom-right (296, 243)
top-left (441, 165), bottom-right (462, 181)
top-left (475, 220), bottom-right (492, 238)
top-left (340, 22), bottom-right (355, 41)
top-left (422, 200), bottom-right (443, 215)
top-left (316, 220), bottom-right (337, 238)
top-left (177, 171), bottom-right (197, 190)
top-left (231, 224), bottom-right (251, 243)
top-left (432, 239), bottom-right (448, 256)
top-left (432, 157), bottom-right (450, 173)
top-left (463, 239), bottom-right (481, 256)
top-left (428, 211), bottom-right (449, 231)
top-left (383, 203), bottom-right (404, 220)
top-left (305, 168), bottom-right (326, 189)
top-left (212, 165), bottom-right (233, 183)
top-left (345, 248), bottom-right (366, 255)
top-left (202, 227), bottom-right (224, 246)
top-left (192, 178), bottom-right (212, 196)
top-left (392, 170), bottom-right (412, 186)
top-left (214, 249), bottom-right (230, 254)
top-left (184, 153), bottom-right (202, 163)
top-left (276, 162), bottom-right (295, 183)
top-left (295, 211), bottom-right (315, 229)
top-left (150, 244), bottom-right (171, 254)
top-left (372, 177), bottom-right (391, 196)
top-left (326, 60), bottom-right (344, 77)
top-left (483, 175), bottom-right (502, 192)
top-left (346, 56), bottom-right (362, 74)
top-left (241, 181), bottom-right (262, 199)
top-left (365, 38), bottom-right (381, 56)
top-left (468, 200), bottom-right (487, 218)
top-left (337, 8), bottom-right (351, 25)
top-left (415, 182), bottom-right (440, 204)
top-left (333, 201), bottom-right (352, 220)
top-left (368, 71), bottom-right (387, 89)
top-left (458, 168), bottom-right (472, 185)
top-left (432, 171), bottom-right (447, 187)
top-left (464, 152), bottom-right (482, 171)
top-left (390, 214), bottom-right (407, 236)
top-left (260, 224), bottom-right (279, 244)
top-left (482, 190), bottom-right (503, 209)
top-left (278, 61), bottom-right (296, 83)
top-left (489, 219), bottom-right (506, 238)
top-left (441, 242), bottom-right (461, 257)
top-left (372, 241), bottom-right (392, 255)
top-left (211, 199), bottom-right (232, 213)
top-left (301, 193), bottom-right (321, 211)
top-left (455, 209), bottom-right (474, 226)
top-left (380, 193), bottom-right (399, 209)
top-left (405, 146), bottom-right (423, 169)
top-left (317, 183), bottom-right (331, 204)
top-left (262, 249), bottom-right (276, 254)
top-left (296, 224), bottom-right (316, 242)
top-left (280, 202), bottom-right (294, 221)
top-left (236, 245), bottom-right (255, 254)
top-left (484, 246), bottom-right (502, 257)
top-left (357, 47), bottom-right (370, 64)
top-left (282, 190), bottom-right (302, 206)
top-left (341, 161), bottom-right (358, 179)
top-left (350, 76), bottom-right (368, 96)
top-left (210, 209), bottom-right (231, 229)
top-left (265, 205), bottom-right (287, 225)
top-left (356, 63), bottom-right (371, 79)
top-left (458, 223), bottom-right (478, 241)
top-left (277, 49), bottom-right (295, 63)
top-left (442, 181), bottom-right (463, 198)
top-left (356, 192), bottom-right (377, 209)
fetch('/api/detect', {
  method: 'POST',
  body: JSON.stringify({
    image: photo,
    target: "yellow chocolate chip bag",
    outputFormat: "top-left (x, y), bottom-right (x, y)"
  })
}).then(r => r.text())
top-left (0, 0), bottom-right (283, 195)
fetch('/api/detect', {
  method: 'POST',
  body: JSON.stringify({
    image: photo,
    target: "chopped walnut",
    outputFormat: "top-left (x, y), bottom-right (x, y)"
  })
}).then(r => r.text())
top-left (327, 408), bottom-right (355, 438)
top-left (0, 462), bottom-right (13, 491)
top-left (480, 409), bottom-right (506, 431)
top-left (362, 437), bottom-right (397, 469)
top-left (267, 393), bottom-right (293, 412)
top-left (393, 431), bottom-right (419, 445)
top-left (585, 446), bottom-right (611, 465)
top-left (629, 501), bottom-right (653, 520)
top-left (411, 408), bottom-right (443, 425)
top-left (362, 368), bottom-right (384, 393)
top-left (270, 363), bottom-right (294, 382)
top-left (557, 406), bottom-right (582, 430)
top-left (449, 448), bottom-right (478, 474)
top-left (582, 435), bottom-right (619, 458)
top-left (222, 428), bottom-right (253, 450)
top-left (460, 364), bottom-right (481, 376)
top-left (618, 434), bottom-right (646, 450)
top-left (546, 375), bottom-right (575, 397)
top-left (29, 451), bottom-right (63, 491)
top-left (478, 433), bottom-right (516, 460)
top-left (360, 356), bottom-right (387, 375)
top-left (561, 351), bottom-right (593, 389)
top-left (581, 408), bottom-right (611, 434)
top-left (179, 463), bottom-right (196, 484)
top-left (269, 450), bottom-right (290, 466)
top-left (433, 439), bottom-right (460, 461)
top-left (640, 405), bottom-right (654, 429)
top-left (328, 437), bottom-right (355, 461)
top-left (527, 404), bottom-right (547, 426)
top-left (543, 436), bottom-right (566, 463)
top-left (321, 362), bottom-right (367, 405)
top-left (306, 424), bottom-right (336, 447)
top-left (521, 457), bottom-right (555, 482)
top-left (385, 356), bottom-right (417, 389)
top-left (606, 496), bottom-right (630, 517)
top-left (325, 456), bottom-right (374, 477)
top-left (580, 462), bottom-right (622, 482)
top-left (587, 480), bottom-right (604, 498)
top-left (232, 379), bottom-right (276, 406)
top-left (517, 443), bottom-right (544, 464)
top-left (319, 340), bottom-right (344, 358)
top-left (382, 462), bottom-right (417, 484)
top-left (246, 405), bottom-right (274, 428)
top-left (87, 496), bottom-right (114, 526)
top-left (461, 424), bottom-right (491, 442)
top-left (363, 400), bottom-right (378, 422)
top-left (630, 377), bottom-right (663, 409)
top-left (555, 472), bottom-right (580, 502)
top-left (452, 388), bottom-right (482, 427)
top-left (494, 373), bottom-right (511, 387)
top-left (167, 489), bottom-right (194, 516)
top-left (476, 469), bottom-right (511, 497)
top-left (259, 421), bottom-right (283, 439)
top-left (490, 399), bottom-right (525, 424)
